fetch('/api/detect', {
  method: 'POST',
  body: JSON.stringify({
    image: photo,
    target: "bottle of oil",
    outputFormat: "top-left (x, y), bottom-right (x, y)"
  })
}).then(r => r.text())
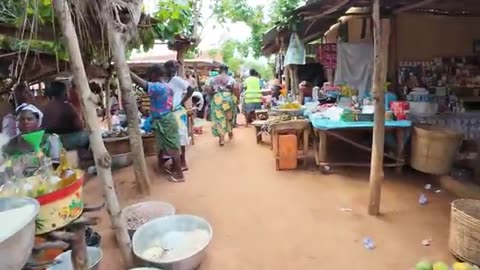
top-left (56, 149), bottom-right (76, 188)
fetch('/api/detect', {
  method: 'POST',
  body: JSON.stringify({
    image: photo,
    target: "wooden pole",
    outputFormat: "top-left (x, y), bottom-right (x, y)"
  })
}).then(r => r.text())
top-left (105, 76), bottom-right (112, 130)
top-left (368, 0), bottom-right (390, 216)
top-left (109, 31), bottom-right (151, 194)
top-left (177, 46), bottom-right (187, 78)
top-left (284, 65), bottom-right (291, 95)
top-left (52, 0), bottom-right (134, 267)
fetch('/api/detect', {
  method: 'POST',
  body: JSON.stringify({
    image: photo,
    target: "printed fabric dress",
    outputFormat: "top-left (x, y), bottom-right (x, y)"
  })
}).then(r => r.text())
top-left (210, 75), bottom-right (237, 138)
top-left (147, 82), bottom-right (180, 153)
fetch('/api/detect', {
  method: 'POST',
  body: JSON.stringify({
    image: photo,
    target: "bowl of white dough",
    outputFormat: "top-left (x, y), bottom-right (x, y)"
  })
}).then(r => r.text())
top-left (0, 197), bottom-right (40, 270)
top-left (132, 215), bottom-right (213, 270)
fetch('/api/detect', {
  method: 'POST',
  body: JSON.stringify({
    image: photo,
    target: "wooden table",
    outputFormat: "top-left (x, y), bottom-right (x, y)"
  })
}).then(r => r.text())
top-left (270, 119), bottom-right (311, 169)
top-left (312, 126), bottom-right (409, 173)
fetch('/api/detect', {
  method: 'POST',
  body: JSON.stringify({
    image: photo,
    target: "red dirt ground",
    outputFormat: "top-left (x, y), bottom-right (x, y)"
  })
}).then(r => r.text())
top-left (84, 124), bottom-right (457, 270)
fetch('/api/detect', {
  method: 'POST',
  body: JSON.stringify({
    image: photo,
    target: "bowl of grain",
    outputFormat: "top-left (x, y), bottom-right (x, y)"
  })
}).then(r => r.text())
top-left (132, 215), bottom-right (213, 270)
top-left (121, 201), bottom-right (176, 238)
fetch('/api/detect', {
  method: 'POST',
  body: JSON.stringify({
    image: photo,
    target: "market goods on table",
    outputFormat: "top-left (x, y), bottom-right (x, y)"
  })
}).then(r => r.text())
top-left (0, 130), bottom-right (84, 234)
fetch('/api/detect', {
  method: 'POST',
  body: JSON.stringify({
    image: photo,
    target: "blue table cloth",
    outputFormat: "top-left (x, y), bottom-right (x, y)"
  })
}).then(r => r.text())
top-left (309, 114), bottom-right (412, 130)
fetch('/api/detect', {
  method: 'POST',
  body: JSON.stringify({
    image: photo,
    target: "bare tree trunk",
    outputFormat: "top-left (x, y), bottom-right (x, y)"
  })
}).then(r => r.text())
top-left (368, 0), bottom-right (390, 216)
top-left (177, 46), bottom-right (187, 78)
top-left (109, 30), bottom-right (151, 194)
top-left (52, 0), bottom-right (134, 267)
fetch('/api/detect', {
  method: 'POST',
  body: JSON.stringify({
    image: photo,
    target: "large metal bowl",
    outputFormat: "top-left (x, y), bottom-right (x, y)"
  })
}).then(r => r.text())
top-left (121, 201), bottom-right (175, 238)
top-left (47, 246), bottom-right (103, 270)
top-left (0, 197), bottom-right (40, 270)
top-left (132, 215), bottom-right (213, 270)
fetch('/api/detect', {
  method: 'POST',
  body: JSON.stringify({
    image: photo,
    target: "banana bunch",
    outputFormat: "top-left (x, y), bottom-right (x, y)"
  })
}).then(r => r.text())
top-left (279, 102), bottom-right (301, 110)
top-left (340, 85), bottom-right (356, 97)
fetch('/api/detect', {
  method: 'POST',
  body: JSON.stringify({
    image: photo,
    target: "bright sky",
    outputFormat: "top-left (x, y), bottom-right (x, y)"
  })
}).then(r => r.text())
top-left (143, 0), bottom-right (272, 50)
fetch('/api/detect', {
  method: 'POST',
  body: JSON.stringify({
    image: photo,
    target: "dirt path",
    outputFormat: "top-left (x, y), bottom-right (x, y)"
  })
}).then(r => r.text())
top-left (85, 125), bottom-right (456, 269)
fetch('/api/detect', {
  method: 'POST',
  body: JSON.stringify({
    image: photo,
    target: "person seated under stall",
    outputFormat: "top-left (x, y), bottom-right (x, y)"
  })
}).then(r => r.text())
top-left (3, 104), bottom-right (62, 165)
top-left (42, 81), bottom-right (89, 153)
top-left (13, 82), bottom-right (39, 110)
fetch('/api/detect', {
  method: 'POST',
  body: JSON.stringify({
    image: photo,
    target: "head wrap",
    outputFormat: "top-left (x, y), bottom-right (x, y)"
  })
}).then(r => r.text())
top-left (15, 103), bottom-right (43, 128)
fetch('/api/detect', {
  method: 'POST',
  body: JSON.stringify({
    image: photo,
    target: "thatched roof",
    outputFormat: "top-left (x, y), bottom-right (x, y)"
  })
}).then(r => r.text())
top-left (262, 0), bottom-right (480, 56)
top-left (0, 49), bottom-right (69, 83)
top-left (0, 0), bottom-right (156, 82)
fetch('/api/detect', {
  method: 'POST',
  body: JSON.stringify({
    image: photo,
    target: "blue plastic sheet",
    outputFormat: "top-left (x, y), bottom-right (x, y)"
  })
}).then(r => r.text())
top-left (309, 114), bottom-right (412, 130)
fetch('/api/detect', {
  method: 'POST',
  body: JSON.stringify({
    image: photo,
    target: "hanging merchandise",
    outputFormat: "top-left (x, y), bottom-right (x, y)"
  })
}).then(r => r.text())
top-left (284, 33), bottom-right (306, 66)
top-left (317, 43), bottom-right (337, 69)
top-left (334, 42), bottom-right (374, 101)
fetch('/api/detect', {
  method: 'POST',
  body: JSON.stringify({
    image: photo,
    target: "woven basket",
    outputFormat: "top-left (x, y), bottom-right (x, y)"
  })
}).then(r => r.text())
top-left (449, 199), bottom-right (480, 265)
top-left (410, 124), bottom-right (463, 175)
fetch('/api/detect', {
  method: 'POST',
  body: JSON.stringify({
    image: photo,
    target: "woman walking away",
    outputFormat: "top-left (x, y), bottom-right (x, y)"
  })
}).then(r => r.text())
top-left (130, 65), bottom-right (185, 182)
top-left (210, 65), bottom-right (237, 146)
top-left (243, 69), bottom-right (262, 126)
top-left (164, 60), bottom-right (194, 171)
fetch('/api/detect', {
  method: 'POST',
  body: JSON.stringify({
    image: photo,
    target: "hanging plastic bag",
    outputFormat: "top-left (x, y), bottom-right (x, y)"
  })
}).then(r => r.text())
top-left (284, 33), bottom-right (305, 66)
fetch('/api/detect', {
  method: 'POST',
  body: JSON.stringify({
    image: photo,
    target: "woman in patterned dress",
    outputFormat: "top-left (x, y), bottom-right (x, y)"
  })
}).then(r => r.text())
top-left (210, 65), bottom-right (237, 146)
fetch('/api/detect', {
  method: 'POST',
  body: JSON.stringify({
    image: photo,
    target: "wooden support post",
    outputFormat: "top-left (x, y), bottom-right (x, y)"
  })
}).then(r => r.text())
top-left (291, 65), bottom-right (299, 100)
top-left (70, 227), bottom-right (88, 270)
top-left (177, 46), bottom-right (187, 78)
top-left (302, 128), bottom-right (310, 167)
top-left (368, 0), bottom-right (390, 216)
top-left (52, 0), bottom-right (134, 267)
top-left (105, 76), bottom-right (112, 130)
top-left (284, 65), bottom-right (291, 95)
top-left (109, 30), bottom-right (151, 194)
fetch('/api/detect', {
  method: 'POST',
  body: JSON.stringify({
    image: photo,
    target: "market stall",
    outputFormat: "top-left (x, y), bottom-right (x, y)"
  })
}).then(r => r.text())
top-left (310, 114), bottom-right (410, 170)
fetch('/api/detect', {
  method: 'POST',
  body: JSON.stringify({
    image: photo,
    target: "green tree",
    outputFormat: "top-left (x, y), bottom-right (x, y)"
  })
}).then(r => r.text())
top-left (207, 48), bottom-right (219, 58)
top-left (211, 0), bottom-right (266, 58)
top-left (269, 0), bottom-right (303, 30)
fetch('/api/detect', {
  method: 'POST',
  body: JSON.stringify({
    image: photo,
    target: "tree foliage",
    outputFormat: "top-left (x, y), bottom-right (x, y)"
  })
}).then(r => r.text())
top-left (211, 0), bottom-right (266, 58)
top-left (269, 0), bottom-right (303, 30)
top-left (211, 0), bottom-right (303, 57)
top-left (218, 38), bottom-right (273, 79)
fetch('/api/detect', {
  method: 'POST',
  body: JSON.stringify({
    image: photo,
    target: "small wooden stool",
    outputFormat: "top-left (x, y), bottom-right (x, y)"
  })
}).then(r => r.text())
top-left (251, 120), bottom-right (269, 144)
top-left (270, 119), bottom-right (311, 169)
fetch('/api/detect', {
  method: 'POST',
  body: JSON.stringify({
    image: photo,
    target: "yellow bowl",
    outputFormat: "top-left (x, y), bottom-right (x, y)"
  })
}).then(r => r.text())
top-left (35, 174), bottom-right (84, 235)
